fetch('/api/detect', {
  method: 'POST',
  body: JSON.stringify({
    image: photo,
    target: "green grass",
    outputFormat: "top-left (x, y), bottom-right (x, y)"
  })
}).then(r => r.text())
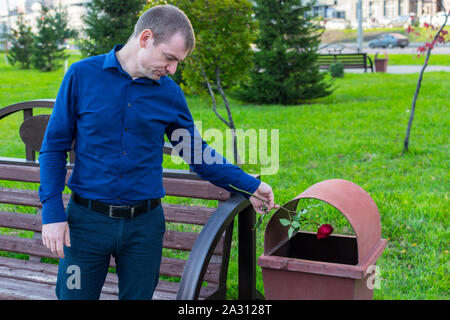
top-left (0, 53), bottom-right (449, 300)
top-left (369, 53), bottom-right (450, 66)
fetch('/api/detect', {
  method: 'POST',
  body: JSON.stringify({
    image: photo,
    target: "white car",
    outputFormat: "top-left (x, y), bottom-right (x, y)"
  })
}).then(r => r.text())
top-left (325, 19), bottom-right (350, 30)
top-left (431, 11), bottom-right (450, 27)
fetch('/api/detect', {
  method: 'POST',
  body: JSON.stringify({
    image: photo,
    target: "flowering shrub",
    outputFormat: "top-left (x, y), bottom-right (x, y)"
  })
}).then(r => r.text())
top-left (406, 23), bottom-right (449, 57)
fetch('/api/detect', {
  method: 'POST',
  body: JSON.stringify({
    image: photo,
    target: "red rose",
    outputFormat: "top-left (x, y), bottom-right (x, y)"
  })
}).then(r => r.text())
top-left (317, 224), bottom-right (333, 239)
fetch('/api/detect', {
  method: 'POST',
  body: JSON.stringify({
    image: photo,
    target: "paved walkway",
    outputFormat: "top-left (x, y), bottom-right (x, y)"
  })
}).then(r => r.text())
top-left (346, 65), bottom-right (450, 73)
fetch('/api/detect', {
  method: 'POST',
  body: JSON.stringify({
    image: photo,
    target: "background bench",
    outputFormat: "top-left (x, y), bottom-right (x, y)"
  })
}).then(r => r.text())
top-left (0, 100), bottom-right (262, 300)
top-left (318, 53), bottom-right (374, 73)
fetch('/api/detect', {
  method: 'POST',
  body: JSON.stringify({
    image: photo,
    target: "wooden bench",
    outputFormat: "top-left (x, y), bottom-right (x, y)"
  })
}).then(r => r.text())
top-left (0, 100), bottom-right (261, 300)
top-left (318, 53), bottom-right (374, 73)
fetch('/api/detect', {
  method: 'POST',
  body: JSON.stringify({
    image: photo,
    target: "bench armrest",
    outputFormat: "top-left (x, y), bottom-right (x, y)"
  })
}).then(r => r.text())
top-left (176, 193), bottom-right (253, 299)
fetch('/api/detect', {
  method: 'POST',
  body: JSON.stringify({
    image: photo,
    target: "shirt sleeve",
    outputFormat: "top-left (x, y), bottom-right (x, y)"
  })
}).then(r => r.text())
top-left (38, 65), bottom-right (78, 224)
top-left (165, 87), bottom-right (261, 199)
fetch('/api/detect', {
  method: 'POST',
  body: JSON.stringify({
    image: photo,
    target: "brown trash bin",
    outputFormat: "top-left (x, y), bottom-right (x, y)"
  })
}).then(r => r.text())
top-left (374, 52), bottom-right (389, 72)
top-left (258, 179), bottom-right (387, 300)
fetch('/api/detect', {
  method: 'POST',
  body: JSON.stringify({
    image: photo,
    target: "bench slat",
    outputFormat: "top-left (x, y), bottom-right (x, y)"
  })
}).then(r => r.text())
top-left (164, 229), bottom-right (224, 255)
top-left (0, 234), bottom-right (221, 283)
top-left (0, 276), bottom-right (118, 300)
top-left (0, 163), bottom-right (231, 200)
top-left (0, 187), bottom-right (48, 208)
top-left (0, 211), bottom-right (223, 255)
top-left (159, 256), bottom-right (221, 284)
top-left (0, 276), bottom-right (59, 300)
top-left (0, 188), bottom-right (216, 225)
top-left (317, 53), bottom-right (371, 72)
top-left (0, 255), bottom-right (118, 286)
top-left (0, 234), bottom-right (59, 259)
top-left (0, 264), bottom-right (119, 296)
top-left (0, 256), bottom-right (217, 299)
top-left (0, 211), bottom-right (41, 232)
top-left (164, 203), bottom-right (215, 225)
top-left (163, 177), bottom-right (230, 200)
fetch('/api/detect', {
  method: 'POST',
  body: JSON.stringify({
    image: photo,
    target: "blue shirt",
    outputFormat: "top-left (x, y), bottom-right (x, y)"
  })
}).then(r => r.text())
top-left (38, 45), bottom-right (261, 224)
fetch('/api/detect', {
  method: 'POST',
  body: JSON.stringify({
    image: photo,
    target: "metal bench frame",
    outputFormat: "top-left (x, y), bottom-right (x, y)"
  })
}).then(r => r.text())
top-left (318, 53), bottom-right (374, 73)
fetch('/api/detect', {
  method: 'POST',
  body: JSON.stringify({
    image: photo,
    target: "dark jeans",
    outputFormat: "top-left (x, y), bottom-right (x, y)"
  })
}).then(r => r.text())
top-left (55, 197), bottom-right (165, 300)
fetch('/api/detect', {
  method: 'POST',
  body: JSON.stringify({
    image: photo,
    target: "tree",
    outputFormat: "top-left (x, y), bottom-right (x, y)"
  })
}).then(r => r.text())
top-left (238, 0), bottom-right (333, 105)
top-left (144, 0), bottom-right (257, 164)
top-left (181, 0), bottom-right (258, 164)
top-left (31, 5), bottom-right (76, 71)
top-left (7, 15), bottom-right (33, 69)
top-left (78, 0), bottom-right (147, 57)
top-left (402, 2), bottom-right (449, 155)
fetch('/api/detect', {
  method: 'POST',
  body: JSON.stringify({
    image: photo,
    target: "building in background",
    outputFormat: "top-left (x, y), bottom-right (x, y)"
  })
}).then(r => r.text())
top-left (0, 0), bottom-right (89, 35)
top-left (313, 0), bottom-right (450, 25)
top-left (1, 0), bottom-right (449, 40)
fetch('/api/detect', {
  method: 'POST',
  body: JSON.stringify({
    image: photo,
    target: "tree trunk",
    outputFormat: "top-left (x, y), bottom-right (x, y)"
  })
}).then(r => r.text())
top-left (215, 67), bottom-right (241, 165)
top-left (402, 4), bottom-right (448, 155)
top-left (198, 63), bottom-right (241, 165)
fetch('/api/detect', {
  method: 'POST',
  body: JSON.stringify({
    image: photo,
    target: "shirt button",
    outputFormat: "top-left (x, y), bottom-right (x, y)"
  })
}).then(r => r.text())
top-left (122, 151), bottom-right (127, 156)
top-left (127, 102), bottom-right (132, 107)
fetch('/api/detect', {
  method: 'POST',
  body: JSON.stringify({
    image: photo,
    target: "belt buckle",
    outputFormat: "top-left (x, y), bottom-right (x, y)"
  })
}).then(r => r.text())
top-left (109, 205), bottom-right (134, 218)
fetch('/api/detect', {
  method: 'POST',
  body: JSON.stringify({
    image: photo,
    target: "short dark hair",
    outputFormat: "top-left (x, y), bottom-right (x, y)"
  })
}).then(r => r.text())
top-left (132, 5), bottom-right (195, 53)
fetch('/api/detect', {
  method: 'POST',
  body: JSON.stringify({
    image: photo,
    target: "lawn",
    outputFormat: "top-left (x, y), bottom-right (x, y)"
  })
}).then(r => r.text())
top-left (369, 53), bottom-right (450, 66)
top-left (0, 53), bottom-right (449, 300)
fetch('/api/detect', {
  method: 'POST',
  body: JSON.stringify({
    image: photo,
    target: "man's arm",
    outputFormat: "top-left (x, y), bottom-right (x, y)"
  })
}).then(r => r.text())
top-left (165, 87), bottom-right (277, 213)
top-left (38, 64), bottom-right (78, 257)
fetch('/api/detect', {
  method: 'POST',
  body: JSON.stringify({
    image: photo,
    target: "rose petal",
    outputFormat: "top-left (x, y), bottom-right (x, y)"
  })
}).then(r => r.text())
top-left (317, 224), bottom-right (334, 239)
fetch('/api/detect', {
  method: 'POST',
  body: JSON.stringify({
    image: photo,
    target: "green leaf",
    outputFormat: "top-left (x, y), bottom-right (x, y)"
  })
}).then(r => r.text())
top-left (288, 227), bottom-right (294, 239)
top-left (279, 218), bottom-right (291, 226)
top-left (291, 221), bottom-right (301, 228)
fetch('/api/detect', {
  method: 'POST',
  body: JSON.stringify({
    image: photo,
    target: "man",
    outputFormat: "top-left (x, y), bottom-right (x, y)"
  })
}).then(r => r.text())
top-left (39, 4), bottom-right (276, 300)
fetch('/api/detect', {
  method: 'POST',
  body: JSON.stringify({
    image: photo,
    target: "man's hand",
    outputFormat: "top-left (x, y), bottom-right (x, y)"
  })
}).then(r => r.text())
top-left (42, 222), bottom-right (71, 259)
top-left (249, 181), bottom-right (279, 215)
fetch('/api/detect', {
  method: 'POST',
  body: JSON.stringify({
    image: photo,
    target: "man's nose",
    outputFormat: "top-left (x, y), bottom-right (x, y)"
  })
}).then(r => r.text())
top-left (166, 62), bottom-right (178, 75)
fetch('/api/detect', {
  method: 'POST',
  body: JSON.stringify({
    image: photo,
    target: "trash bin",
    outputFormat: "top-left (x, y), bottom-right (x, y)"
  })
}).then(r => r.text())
top-left (374, 52), bottom-right (388, 72)
top-left (258, 179), bottom-right (387, 300)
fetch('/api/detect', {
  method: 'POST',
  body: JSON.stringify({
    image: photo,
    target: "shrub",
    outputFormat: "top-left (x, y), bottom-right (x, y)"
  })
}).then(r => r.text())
top-left (329, 61), bottom-right (344, 78)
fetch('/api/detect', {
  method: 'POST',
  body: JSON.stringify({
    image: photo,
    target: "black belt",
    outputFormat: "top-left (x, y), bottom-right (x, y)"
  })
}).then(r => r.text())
top-left (72, 193), bottom-right (161, 219)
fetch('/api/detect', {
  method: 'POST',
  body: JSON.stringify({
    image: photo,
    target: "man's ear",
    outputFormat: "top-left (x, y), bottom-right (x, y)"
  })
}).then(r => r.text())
top-left (139, 29), bottom-right (154, 48)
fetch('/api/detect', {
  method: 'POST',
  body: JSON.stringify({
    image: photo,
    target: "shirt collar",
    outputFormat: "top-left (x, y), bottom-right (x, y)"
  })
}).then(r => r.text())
top-left (103, 44), bottom-right (161, 85)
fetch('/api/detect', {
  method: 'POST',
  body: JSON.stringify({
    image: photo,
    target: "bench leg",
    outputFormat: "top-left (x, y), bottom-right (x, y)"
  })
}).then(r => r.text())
top-left (238, 205), bottom-right (261, 300)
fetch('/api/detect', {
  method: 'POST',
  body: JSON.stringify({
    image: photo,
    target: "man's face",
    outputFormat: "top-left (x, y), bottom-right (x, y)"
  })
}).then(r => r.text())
top-left (136, 30), bottom-right (189, 80)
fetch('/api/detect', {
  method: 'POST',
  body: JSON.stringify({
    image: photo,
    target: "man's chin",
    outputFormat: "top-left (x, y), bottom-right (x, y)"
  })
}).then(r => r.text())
top-left (147, 73), bottom-right (164, 81)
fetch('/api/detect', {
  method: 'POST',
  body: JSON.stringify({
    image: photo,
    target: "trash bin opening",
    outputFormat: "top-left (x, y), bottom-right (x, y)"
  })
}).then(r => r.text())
top-left (271, 231), bottom-right (358, 265)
